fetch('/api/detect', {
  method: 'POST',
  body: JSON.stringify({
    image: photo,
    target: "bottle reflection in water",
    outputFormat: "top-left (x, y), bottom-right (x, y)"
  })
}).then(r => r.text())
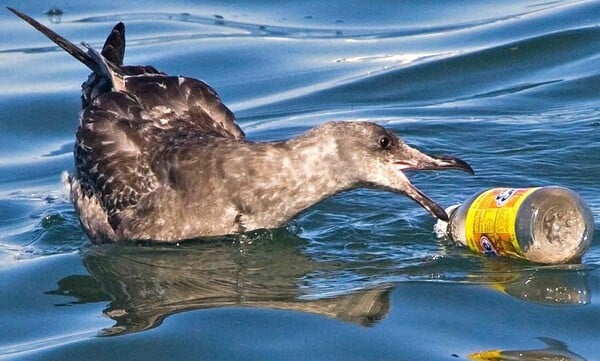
top-left (468, 337), bottom-right (586, 361)
top-left (436, 187), bottom-right (594, 264)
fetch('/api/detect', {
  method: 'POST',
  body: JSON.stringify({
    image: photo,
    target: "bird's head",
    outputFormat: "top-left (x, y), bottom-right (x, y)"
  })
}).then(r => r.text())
top-left (312, 121), bottom-right (474, 221)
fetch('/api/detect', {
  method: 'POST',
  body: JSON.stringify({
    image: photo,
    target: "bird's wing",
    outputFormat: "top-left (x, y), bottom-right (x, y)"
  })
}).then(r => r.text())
top-left (8, 7), bottom-right (246, 233)
top-left (75, 91), bottom-right (160, 230)
top-left (76, 75), bottom-right (245, 231)
top-left (122, 74), bottom-right (244, 140)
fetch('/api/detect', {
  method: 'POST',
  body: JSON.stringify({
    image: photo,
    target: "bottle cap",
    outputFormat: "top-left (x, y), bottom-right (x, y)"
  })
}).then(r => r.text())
top-left (434, 204), bottom-right (459, 239)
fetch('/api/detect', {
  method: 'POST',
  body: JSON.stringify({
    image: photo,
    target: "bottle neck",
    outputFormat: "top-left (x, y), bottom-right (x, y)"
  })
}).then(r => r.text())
top-left (433, 204), bottom-right (460, 240)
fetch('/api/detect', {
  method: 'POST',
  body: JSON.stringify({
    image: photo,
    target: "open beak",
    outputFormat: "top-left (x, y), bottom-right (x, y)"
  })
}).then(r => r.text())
top-left (393, 146), bottom-right (474, 221)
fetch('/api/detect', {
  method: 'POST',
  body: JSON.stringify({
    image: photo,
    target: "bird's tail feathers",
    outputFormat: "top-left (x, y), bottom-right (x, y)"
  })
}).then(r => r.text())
top-left (8, 7), bottom-right (100, 72)
top-left (8, 7), bottom-right (125, 86)
top-left (100, 22), bottom-right (126, 66)
top-left (83, 42), bottom-right (125, 91)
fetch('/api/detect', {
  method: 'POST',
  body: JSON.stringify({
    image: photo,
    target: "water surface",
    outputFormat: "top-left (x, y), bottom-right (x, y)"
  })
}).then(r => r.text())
top-left (1, 1), bottom-right (599, 360)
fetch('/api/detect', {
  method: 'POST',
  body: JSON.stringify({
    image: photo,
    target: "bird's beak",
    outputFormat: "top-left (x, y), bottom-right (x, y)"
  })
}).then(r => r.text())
top-left (392, 145), bottom-right (474, 221)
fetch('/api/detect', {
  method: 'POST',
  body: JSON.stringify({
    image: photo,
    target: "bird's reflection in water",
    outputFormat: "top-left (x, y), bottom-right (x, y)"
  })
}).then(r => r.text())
top-left (48, 230), bottom-right (392, 336)
top-left (47, 230), bottom-right (593, 336)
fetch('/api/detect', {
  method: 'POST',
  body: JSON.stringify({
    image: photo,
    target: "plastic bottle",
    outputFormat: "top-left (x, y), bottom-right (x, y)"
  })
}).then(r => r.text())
top-left (435, 187), bottom-right (595, 264)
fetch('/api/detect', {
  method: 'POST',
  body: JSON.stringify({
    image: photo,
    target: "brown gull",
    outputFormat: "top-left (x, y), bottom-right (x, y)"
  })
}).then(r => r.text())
top-left (9, 8), bottom-right (473, 244)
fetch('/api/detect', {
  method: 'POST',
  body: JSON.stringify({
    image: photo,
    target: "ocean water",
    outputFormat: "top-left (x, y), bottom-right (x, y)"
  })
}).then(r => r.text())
top-left (1, 1), bottom-right (599, 360)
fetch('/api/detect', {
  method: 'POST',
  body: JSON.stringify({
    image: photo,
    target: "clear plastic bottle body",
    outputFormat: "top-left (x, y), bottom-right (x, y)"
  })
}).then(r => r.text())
top-left (443, 187), bottom-right (594, 264)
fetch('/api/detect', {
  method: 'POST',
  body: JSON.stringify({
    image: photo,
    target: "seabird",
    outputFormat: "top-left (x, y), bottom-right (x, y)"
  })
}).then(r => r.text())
top-left (10, 8), bottom-right (474, 244)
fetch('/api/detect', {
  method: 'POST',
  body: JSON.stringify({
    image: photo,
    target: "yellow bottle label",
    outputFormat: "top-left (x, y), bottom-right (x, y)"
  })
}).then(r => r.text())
top-left (464, 188), bottom-right (539, 258)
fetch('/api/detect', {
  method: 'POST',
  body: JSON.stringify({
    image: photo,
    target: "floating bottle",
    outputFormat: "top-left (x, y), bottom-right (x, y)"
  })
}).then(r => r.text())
top-left (435, 187), bottom-right (595, 264)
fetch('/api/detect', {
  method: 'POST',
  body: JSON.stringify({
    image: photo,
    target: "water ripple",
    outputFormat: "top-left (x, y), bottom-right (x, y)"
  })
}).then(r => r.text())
top-left (69, 10), bottom-right (535, 40)
top-left (241, 25), bottom-right (600, 115)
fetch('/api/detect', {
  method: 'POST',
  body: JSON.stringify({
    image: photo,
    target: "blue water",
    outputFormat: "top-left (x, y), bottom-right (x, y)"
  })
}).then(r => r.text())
top-left (1, 1), bottom-right (599, 360)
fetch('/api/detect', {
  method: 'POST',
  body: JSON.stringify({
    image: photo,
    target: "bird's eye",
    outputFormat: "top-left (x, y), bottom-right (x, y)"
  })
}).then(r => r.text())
top-left (378, 136), bottom-right (391, 149)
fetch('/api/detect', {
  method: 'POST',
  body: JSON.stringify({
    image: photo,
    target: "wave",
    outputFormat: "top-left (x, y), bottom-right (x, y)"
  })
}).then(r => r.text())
top-left (237, 25), bottom-right (600, 116)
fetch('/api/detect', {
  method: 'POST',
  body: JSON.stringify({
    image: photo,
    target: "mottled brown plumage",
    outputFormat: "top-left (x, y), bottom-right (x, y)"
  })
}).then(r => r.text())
top-left (10, 7), bottom-right (473, 244)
